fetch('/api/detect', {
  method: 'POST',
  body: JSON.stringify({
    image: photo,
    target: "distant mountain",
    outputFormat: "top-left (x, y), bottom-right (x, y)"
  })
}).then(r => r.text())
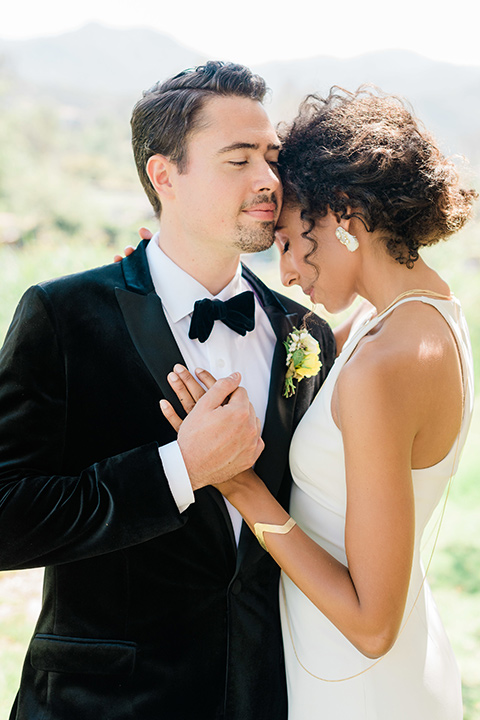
top-left (257, 51), bottom-right (480, 163)
top-left (0, 23), bottom-right (206, 100)
top-left (1, 24), bottom-right (479, 167)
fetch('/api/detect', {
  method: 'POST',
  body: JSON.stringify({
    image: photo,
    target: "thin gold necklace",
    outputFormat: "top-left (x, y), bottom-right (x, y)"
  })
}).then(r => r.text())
top-left (282, 289), bottom-right (463, 683)
top-left (375, 289), bottom-right (452, 320)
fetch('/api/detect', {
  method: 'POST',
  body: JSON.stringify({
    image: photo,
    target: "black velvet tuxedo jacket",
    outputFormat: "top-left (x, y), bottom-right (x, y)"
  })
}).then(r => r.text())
top-left (0, 240), bottom-right (335, 720)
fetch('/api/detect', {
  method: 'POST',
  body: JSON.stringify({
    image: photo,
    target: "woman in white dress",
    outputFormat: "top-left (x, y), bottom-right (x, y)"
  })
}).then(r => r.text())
top-left (162, 88), bottom-right (477, 718)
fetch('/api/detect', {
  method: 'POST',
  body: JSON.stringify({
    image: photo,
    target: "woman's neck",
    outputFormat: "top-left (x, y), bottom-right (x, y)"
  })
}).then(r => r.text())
top-left (356, 254), bottom-right (451, 315)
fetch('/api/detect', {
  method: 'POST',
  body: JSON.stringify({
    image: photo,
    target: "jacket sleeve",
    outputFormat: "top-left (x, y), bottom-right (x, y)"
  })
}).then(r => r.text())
top-left (0, 286), bottom-right (185, 571)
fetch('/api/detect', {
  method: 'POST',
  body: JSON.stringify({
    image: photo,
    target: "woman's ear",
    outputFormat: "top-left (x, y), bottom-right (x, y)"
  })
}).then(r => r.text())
top-left (332, 202), bottom-right (354, 232)
top-left (146, 155), bottom-right (175, 200)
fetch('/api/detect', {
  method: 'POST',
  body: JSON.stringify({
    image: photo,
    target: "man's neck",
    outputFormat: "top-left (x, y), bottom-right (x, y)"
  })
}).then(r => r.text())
top-left (155, 230), bottom-right (241, 297)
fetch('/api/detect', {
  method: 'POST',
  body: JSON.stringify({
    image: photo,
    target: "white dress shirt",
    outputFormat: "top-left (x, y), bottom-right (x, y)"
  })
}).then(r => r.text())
top-left (146, 234), bottom-right (277, 544)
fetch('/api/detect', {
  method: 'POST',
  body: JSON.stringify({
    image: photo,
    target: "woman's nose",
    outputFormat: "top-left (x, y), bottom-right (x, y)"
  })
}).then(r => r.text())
top-left (275, 241), bottom-right (298, 288)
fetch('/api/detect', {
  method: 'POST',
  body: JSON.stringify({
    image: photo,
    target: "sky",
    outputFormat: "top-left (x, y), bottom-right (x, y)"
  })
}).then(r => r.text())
top-left (2, 0), bottom-right (480, 67)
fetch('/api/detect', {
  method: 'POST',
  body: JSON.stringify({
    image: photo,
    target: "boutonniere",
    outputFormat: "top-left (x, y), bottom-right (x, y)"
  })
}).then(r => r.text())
top-left (283, 327), bottom-right (322, 398)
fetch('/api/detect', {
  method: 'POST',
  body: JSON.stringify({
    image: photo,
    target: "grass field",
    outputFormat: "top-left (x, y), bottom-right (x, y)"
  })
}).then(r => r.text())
top-left (0, 235), bottom-right (479, 718)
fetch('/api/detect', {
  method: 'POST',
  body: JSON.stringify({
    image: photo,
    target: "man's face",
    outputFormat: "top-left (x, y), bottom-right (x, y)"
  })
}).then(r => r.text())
top-left (169, 95), bottom-right (282, 258)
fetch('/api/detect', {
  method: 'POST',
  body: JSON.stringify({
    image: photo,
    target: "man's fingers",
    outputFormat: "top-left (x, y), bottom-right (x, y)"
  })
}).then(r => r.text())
top-left (139, 227), bottom-right (153, 240)
top-left (225, 383), bottom-right (250, 409)
top-left (196, 373), bottom-right (242, 411)
top-left (159, 399), bottom-right (183, 432)
top-left (195, 368), bottom-right (217, 390)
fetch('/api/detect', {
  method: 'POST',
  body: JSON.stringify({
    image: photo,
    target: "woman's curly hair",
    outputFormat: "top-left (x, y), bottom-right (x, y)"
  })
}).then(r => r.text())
top-left (278, 86), bottom-right (477, 267)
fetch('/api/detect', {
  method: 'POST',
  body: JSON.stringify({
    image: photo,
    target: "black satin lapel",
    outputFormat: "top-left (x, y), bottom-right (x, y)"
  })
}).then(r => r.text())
top-left (116, 286), bottom-right (236, 545)
top-left (121, 239), bottom-right (155, 294)
top-left (235, 327), bottom-right (299, 569)
top-left (241, 263), bottom-right (299, 342)
top-left (115, 288), bottom-right (186, 416)
top-left (117, 244), bottom-right (238, 547)
top-left (208, 487), bottom-right (237, 551)
top-left (255, 337), bottom-right (297, 495)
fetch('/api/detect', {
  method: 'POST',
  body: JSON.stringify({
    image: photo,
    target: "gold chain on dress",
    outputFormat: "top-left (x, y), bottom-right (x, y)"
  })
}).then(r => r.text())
top-left (282, 290), bottom-right (465, 682)
top-left (375, 289), bottom-right (452, 318)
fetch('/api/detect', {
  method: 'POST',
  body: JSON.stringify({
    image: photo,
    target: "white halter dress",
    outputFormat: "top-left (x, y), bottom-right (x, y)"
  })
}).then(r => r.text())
top-left (281, 295), bottom-right (473, 719)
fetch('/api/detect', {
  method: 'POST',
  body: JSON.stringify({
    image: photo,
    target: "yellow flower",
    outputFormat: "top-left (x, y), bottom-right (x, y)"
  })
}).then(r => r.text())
top-left (283, 327), bottom-right (322, 397)
top-left (295, 352), bottom-right (322, 378)
top-left (300, 333), bottom-right (320, 356)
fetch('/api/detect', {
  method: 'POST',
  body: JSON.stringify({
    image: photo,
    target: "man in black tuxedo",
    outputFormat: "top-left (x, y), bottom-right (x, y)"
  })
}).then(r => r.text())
top-left (0, 62), bottom-right (335, 719)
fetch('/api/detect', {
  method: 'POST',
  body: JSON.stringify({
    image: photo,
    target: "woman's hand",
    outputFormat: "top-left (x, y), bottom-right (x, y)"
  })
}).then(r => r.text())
top-left (113, 227), bottom-right (154, 262)
top-left (160, 366), bottom-right (216, 431)
top-left (162, 372), bottom-right (264, 491)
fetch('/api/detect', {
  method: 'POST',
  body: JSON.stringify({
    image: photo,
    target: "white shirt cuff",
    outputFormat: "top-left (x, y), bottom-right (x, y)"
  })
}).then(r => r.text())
top-left (158, 441), bottom-right (195, 513)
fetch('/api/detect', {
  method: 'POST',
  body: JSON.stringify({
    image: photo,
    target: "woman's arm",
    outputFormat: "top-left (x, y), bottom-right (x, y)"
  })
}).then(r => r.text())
top-left (163, 304), bottom-right (461, 659)
top-left (165, 354), bottom-right (417, 659)
top-left (222, 350), bottom-right (416, 661)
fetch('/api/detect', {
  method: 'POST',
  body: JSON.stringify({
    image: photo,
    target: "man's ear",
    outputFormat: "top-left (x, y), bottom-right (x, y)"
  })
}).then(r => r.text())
top-left (146, 154), bottom-right (175, 200)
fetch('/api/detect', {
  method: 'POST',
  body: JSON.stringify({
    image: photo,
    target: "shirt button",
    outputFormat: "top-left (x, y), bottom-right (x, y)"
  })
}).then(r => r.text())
top-left (217, 358), bottom-right (225, 368)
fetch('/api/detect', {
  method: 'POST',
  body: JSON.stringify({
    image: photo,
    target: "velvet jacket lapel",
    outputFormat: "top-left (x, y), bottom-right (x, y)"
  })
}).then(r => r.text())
top-left (115, 240), bottom-right (187, 419)
top-left (115, 243), bottom-right (300, 564)
top-left (241, 263), bottom-right (299, 497)
top-left (236, 264), bottom-right (300, 568)
top-left (115, 241), bottom-right (237, 544)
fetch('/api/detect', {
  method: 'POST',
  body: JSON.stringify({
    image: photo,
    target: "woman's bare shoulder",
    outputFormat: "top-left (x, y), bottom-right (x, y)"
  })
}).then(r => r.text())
top-left (336, 300), bottom-right (459, 410)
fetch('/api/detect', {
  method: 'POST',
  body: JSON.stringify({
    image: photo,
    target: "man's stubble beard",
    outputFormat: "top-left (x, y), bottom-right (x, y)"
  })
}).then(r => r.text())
top-left (233, 221), bottom-right (276, 254)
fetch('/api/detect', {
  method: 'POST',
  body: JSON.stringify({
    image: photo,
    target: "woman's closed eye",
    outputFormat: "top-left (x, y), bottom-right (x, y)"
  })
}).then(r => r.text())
top-left (274, 234), bottom-right (290, 254)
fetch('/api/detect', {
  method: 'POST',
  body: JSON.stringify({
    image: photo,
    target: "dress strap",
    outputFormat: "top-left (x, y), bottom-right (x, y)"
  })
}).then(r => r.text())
top-left (375, 289), bottom-right (452, 321)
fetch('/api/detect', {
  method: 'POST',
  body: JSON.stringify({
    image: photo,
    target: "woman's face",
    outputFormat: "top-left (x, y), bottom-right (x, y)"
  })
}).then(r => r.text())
top-left (274, 205), bottom-right (359, 313)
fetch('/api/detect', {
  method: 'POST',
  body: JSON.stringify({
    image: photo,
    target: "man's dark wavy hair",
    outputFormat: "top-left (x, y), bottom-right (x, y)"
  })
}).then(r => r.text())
top-left (278, 86), bottom-right (477, 267)
top-left (131, 61), bottom-right (268, 218)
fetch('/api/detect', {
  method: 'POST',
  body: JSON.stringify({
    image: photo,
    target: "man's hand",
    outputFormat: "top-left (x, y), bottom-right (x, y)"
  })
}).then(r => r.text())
top-left (161, 373), bottom-right (264, 491)
top-left (113, 227), bottom-right (154, 262)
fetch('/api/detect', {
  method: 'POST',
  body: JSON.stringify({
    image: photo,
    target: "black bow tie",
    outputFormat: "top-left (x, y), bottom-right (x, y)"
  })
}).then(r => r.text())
top-left (188, 291), bottom-right (255, 343)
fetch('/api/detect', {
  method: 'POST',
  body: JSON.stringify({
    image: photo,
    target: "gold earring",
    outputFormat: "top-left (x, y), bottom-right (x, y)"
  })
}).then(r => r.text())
top-left (335, 227), bottom-right (359, 252)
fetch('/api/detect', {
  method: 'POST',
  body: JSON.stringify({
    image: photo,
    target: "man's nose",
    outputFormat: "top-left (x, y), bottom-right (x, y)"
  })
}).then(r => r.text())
top-left (252, 161), bottom-right (280, 194)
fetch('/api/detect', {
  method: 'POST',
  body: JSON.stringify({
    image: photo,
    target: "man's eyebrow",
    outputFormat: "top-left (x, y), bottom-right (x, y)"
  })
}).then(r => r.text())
top-left (217, 142), bottom-right (281, 154)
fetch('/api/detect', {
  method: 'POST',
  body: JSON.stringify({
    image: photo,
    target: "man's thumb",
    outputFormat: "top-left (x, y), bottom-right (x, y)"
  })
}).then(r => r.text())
top-left (197, 373), bottom-right (242, 410)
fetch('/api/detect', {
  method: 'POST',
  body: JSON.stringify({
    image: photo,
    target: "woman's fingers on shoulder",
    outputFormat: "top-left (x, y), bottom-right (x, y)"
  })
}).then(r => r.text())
top-left (139, 227), bottom-right (153, 240)
top-left (113, 245), bottom-right (135, 262)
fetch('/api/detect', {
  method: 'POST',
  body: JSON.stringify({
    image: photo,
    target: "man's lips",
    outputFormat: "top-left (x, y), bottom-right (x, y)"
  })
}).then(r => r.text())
top-left (242, 203), bottom-right (276, 221)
